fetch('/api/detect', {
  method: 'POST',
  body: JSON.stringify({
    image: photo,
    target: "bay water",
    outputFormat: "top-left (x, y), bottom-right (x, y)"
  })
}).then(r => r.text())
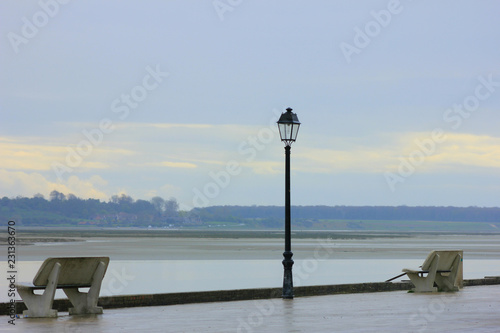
top-left (2, 233), bottom-right (499, 301)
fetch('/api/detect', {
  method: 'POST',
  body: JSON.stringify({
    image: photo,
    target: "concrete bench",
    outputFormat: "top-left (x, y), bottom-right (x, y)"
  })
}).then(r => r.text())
top-left (402, 250), bottom-right (463, 292)
top-left (16, 257), bottom-right (110, 317)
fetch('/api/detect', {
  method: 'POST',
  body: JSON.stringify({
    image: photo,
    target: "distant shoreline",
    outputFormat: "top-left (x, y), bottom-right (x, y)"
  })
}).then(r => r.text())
top-left (4, 227), bottom-right (499, 246)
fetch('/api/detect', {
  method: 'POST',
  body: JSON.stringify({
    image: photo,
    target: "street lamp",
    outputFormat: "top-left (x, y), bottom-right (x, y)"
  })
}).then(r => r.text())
top-left (277, 107), bottom-right (300, 299)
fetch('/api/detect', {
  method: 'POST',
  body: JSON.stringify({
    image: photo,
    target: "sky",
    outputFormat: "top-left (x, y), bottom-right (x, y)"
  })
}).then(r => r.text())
top-left (1, 0), bottom-right (499, 209)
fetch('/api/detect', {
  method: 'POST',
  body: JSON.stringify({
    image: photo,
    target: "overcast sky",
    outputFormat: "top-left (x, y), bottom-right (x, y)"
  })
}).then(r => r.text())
top-left (1, 0), bottom-right (499, 209)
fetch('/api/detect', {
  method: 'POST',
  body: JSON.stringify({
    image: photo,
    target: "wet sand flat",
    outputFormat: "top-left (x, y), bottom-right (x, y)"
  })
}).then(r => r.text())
top-left (12, 230), bottom-right (500, 261)
top-left (3, 229), bottom-right (499, 302)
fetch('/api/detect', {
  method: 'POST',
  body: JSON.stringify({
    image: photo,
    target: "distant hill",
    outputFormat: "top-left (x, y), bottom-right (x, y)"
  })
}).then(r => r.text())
top-left (192, 205), bottom-right (500, 222)
top-left (0, 192), bottom-right (183, 227)
top-left (190, 205), bottom-right (500, 232)
top-left (2, 193), bottom-right (499, 232)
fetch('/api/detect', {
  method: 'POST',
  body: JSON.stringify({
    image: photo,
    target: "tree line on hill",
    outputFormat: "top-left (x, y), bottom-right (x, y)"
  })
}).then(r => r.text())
top-left (0, 191), bottom-right (186, 227)
top-left (190, 205), bottom-right (500, 229)
top-left (191, 205), bottom-right (500, 223)
top-left (1, 191), bottom-right (499, 228)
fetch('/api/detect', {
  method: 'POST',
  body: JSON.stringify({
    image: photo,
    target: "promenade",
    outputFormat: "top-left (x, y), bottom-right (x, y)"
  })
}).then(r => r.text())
top-left (4, 284), bottom-right (499, 333)
top-left (5, 232), bottom-right (500, 332)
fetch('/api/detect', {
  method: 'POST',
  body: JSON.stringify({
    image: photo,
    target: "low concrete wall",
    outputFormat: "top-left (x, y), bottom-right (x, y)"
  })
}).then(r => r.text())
top-left (463, 276), bottom-right (500, 286)
top-left (4, 277), bottom-right (500, 316)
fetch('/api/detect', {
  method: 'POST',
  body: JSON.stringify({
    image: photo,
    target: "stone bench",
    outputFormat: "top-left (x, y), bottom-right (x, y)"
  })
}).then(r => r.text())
top-left (16, 257), bottom-right (110, 317)
top-left (402, 250), bottom-right (463, 292)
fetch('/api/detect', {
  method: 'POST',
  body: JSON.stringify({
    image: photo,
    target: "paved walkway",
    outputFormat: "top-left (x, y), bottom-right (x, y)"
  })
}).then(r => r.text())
top-left (4, 285), bottom-right (500, 332)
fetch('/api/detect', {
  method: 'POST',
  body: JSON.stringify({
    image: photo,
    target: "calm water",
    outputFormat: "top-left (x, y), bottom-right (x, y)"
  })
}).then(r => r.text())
top-left (2, 233), bottom-right (499, 301)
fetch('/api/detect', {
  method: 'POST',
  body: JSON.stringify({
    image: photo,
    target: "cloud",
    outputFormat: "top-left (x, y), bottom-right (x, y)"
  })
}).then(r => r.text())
top-left (295, 143), bottom-right (394, 174)
top-left (382, 132), bottom-right (500, 173)
top-left (0, 137), bottom-right (66, 171)
top-left (241, 160), bottom-right (282, 175)
top-left (1, 121), bottom-right (275, 179)
top-left (160, 161), bottom-right (197, 168)
top-left (144, 183), bottom-right (183, 201)
top-left (0, 136), bottom-right (134, 173)
top-left (132, 161), bottom-right (198, 169)
top-left (295, 132), bottom-right (500, 175)
top-left (141, 123), bottom-right (213, 130)
top-left (83, 161), bottom-right (111, 169)
top-left (0, 169), bottom-right (108, 200)
top-left (427, 133), bottom-right (500, 169)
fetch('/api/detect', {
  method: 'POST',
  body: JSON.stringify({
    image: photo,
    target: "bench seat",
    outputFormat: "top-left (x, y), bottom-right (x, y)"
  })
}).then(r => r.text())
top-left (402, 269), bottom-right (451, 275)
top-left (16, 282), bottom-right (93, 289)
top-left (16, 257), bottom-right (109, 318)
top-left (402, 250), bottom-right (463, 292)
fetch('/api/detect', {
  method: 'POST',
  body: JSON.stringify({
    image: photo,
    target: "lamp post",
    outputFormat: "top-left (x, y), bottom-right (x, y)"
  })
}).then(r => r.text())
top-left (277, 107), bottom-right (301, 299)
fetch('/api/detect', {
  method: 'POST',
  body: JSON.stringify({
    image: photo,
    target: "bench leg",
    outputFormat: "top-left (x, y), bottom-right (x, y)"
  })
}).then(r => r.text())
top-left (407, 254), bottom-right (440, 292)
top-left (435, 254), bottom-right (462, 291)
top-left (17, 263), bottom-right (61, 318)
top-left (63, 261), bottom-right (106, 315)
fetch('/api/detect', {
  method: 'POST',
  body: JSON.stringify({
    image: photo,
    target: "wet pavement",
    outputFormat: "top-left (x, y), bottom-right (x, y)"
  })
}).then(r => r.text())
top-left (4, 285), bottom-right (500, 332)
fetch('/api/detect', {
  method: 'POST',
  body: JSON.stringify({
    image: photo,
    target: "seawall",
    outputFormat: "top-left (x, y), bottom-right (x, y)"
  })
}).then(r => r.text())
top-left (4, 277), bottom-right (500, 315)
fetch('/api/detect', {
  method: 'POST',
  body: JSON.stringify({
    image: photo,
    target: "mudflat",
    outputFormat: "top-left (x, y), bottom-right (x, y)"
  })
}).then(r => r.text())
top-left (10, 228), bottom-right (500, 261)
top-left (4, 228), bottom-right (499, 301)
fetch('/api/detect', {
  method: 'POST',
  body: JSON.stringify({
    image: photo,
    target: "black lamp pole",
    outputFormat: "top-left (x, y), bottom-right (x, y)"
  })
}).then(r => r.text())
top-left (282, 143), bottom-right (293, 298)
top-left (277, 107), bottom-right (300, 299)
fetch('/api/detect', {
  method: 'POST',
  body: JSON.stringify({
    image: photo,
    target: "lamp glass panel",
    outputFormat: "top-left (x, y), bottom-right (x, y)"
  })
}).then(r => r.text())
top-left (278, 123), bottom-right (286, 141)
top-left (291, 123), bottom-right (300, 141)
top-left (284, 123), bottom-right (293, 141)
